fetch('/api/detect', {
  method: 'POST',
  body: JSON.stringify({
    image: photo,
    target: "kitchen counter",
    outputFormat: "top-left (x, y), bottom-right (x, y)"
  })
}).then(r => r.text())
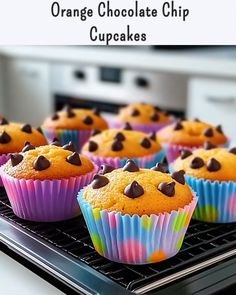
top-left (0, 46), bottom-right (236, 78)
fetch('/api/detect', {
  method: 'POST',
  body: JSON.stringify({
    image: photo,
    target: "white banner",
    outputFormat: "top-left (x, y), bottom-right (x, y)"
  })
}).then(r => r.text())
top-left (0, 0), bottom-right (236, 45)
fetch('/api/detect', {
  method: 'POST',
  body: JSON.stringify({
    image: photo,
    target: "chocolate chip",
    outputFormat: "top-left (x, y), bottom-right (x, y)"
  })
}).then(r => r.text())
top-left (0, 118), bottom-right (9, 125)
top-left (37, 127), bottom-right (43, 134)
top-left (204, 141), bottom-right (217, 150)
top-left (180, 149), bottom-right (192, 160)
top-left (111, 139), bottom-right (123, 151)
top-left (229, 147), bottom-right (236, 155)
top-left (190, 157), bottom-right (204, 169)
top-left (151, 163), bottom-right (168, 173)
top-left (154, 106), bottom-right (161, 111)
top-left (140, 137), bottom-right (151, 149)
top-left (216, 125), bottom-right (223, 134)
top-left (51, 113), bottom-right (59, 120)
top-left (62, 141), bottom-right (76, 152)
top-left (88, 141), bottom-right (98, 152)
top-left (173, 120), bottom-right (183, 131)
top-left (10, 153), bottom-right (23, 167)
top-left (149, 131), bottom-right (156, 141)
top-left (91, 129), bottom-right (101, 137)
top-left (131, 108), bottom-right (140, 116)
top-left (92, 174), bottom-right (109, 189)
top-left (194, 118), bottom-right (201, 122)
top-left (207, 158), bottom-right (221, 172)
top-left (171, 170), bottom-right (185, 185)
top-left (158, 182), bottom-right (175, 197)
top-left (83, 116), bottom-right (93, 125)
top-left (114, 132), bottom-right (125, 141)
top-left (123, 159), bottom-right (139, 172)
top-left (63, 105), bottom-right (75, 118)
top-left (22, 142), bottom-right (35, 152)
top-left (204, 128), bottom-right (213, 137)
top-left (33, 155), bottom-right (50, 171)
top-left (123, 122), bottom-right (132, 130)
top-left (0, 131), bottom-right (11, 144)
top-left (21, 124), bottom-right (32, 134)
top-left (99, 164), bottom-right (115, 175)
top-left (124, 181), bottom-right (144, 199)
top-left (66, 152), bottom-right (82, 166)
top-left (150, 112), bottom-right (159, 122)
top-left (50, 138), bottom-right (61, 147)
top-left (92, 108), bottom-right (100, 116)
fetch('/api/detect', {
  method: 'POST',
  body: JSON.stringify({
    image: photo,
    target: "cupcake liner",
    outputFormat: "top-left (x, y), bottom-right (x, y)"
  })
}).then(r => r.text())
top-left (1, 166), bottom-right (97, 222)
top-left (42, 128), bottom-right (92, 151)
top-left (185, 175), bottom-right (236, 223)
top-left (0, 153), bottom-right (11, 186)
top-left (78, 191), bottom-right (198, 265)
top-left (82, 149), bottom-right (166, 170)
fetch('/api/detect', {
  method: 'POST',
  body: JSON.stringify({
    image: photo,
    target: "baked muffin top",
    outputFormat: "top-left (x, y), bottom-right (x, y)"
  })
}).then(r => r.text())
top-left (0, 119), bottom-right (47, 154)
top-left (157, 120), bottom-right (227, 147)
top-left (115, 103), bottom-right (171, 124)
top-left (3, 144), bottom-right (95, 180)
top-left (82, 128), bottom-right (162, 158)
top-left (42, 106), bottom-right (108, 130)
top-left (82, 160), bottom-right (193, 216)
top-left (173, 145), bottom-right (236, 182)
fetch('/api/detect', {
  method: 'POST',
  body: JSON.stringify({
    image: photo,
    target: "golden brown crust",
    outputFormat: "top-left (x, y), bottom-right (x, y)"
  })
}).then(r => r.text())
top-left (157, 120), bottom-right (227, 147)
top-left (83, 169), bottom-right (193, 216)
top-left (42, 109), bottom-right (108, 130)
top-left (82, 129), bottom-right (162, 158)
top-left (0, 123), bottom-right (47, 154)
top-left (3, 145), bottom-right (95, 180)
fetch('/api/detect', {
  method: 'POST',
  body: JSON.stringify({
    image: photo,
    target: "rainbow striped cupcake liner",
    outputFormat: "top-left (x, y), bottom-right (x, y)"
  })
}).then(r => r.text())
top-left (185, 175), bottom-right (236, 223)
top-left (82, 149), bottom-right (166, 169)
top-left (78, 190), bottom-right (198, 265)
top-left (1, 166), bottom-right (97, 222)
top-left (0, 153), bottom-right (11, 186)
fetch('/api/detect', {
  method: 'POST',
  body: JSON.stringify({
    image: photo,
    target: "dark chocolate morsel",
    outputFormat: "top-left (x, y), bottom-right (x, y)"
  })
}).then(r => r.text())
top-left (10, 153), bottom-right (23, 167)
top-left (204, 128), bottom-right (213, 137)
top-left (99, 164), bottom-right (115, 175)
top-left (0, 118), bottom-right (9, 125)
top-left (124, 181), bottom-right (144, 199)
top-left (150, 112), bottom-right (159, 122)
top-left (158, 182), bottom-right (175, 197)
top-left (194, 118), bottom-right (201, 122)
top-left (190, 157), bottom-right (204, 169)
top-left (37, 127), bottom-right (43, 134)
top-left (0, 131), bottom-right (11, 144)
top-left (92, 174), bottom-right (109, 189)
top-left (229, 147), bottom-right (236, 155)
top-left (173, 120), bottom-right (183, 131)
top-left (63, 105), bottom-right (76, 118)
top-left (123, 122), bottom-right (132, 130)
top-left (131, 108), bottom-right (140, 117)
top-left (216, 125), bottom-right (223, 134)
top-left (63, 104), bottom-right (71, 112)
top-left (92, 108), bottom-right (100, 116)
top-left (151, 163), bottom-right (168, 173)
top-left (123, 159), bottom-right (139, 172)
top-left (180, 149), bottom-right (192, 160)
top-left (51, 113), bottom-right (59, 120)
top-left (50, 138), bottom-right (61, 147)
top-left (140, 137), bottom-right (151, 149)
top-left (204, 141), bottom-right (217, 150)
top-left (207, 158), bottom-right (221, 172)
top-left (21, 124), bottom-right (32, 134)
top-left (22, 142), bottom-right (35, 152)
top-left (114, 132), bottom-right (125, 141)
top-left (171, 170), bottom-right (185, 185)
top-left (33, 155), bottom-right (50, 171)
top-left (154, 106), bottom-right (161, 111)
top-left (149, 131), bottom-right (156, 141)
top-left (62, 141), bottom-right (76, 152)
top-left (91, 129), bottom-right (101, 137)
top-left (66, 152), bottom-right (82, 166)
top-left (88, 141), bottom-right (98, 152)
top-left (111, 140), bottom-right (123, 151)
top-left (83, 116), bottom-right (93, 125)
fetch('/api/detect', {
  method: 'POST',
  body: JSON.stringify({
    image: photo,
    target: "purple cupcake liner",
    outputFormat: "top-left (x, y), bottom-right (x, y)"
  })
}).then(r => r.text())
top-left (0, 153), bottom-right (11, 186)
top-left (82, 149), bottom-right (166, 169)
top-left (1, 166), bottom-right (97, 222)
top-left (78, 190), bottom-right (198, 264)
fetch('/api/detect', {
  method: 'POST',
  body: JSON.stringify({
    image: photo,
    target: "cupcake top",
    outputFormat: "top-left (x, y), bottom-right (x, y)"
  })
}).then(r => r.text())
top-left (115, 103), bottom-right (171, 124)
top-left (42, 105), bottom-right (108, 130)
top-left (82, 128), bottom-right (162, 158)
top-left (173, 145), bottom-right (236, 182)
top-left (83, 160), bottom-right (193, 216)
top-left (3, 144), bottom-right (95, 180)
top-left (0, 119), bottom-right (47, 154)
top-left (157, 119), bottom-right (227, 147)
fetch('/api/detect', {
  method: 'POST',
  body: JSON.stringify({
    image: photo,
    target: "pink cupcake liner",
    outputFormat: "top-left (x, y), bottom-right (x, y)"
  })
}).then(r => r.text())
top-left (1, 166), bottom-right (97, 222)
top-left (0, 153), bottom-right (11, 186)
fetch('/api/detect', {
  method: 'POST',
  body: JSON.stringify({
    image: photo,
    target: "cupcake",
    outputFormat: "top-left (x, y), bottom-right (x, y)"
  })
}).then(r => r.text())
top-left (1, 144), bottom-right (97, 222)
top-left (78, 160), bottom-right (197, 264)
top-left (110, 103), bottom-right (172, 133)
top-left (81, 126), bottom-right (165, 169)
top-left (157, 119), bottom-right (228, 163)
top-left (42, 106), bottom-right (108, 151)
top-left (173, 144), bottom-right (236, 223)
top-left (0, 118), bottom-right (47, 185)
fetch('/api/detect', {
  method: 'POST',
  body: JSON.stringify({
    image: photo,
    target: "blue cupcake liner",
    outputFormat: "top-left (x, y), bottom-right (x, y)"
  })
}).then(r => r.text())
top-left (78, 190), bottom-right (197, 265)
